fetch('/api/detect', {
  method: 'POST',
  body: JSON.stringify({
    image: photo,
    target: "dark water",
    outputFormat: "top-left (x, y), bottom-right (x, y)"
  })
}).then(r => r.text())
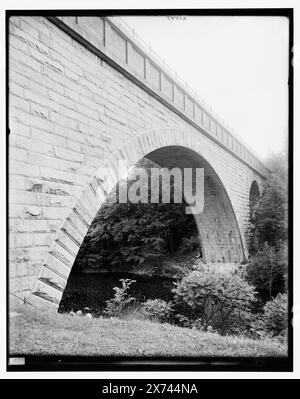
top-left (58, 272), bottom-right (175, 316)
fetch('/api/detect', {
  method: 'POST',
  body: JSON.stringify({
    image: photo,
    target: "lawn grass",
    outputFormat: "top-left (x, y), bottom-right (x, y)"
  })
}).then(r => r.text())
top-left (9, 303), bottom-right (287, 357)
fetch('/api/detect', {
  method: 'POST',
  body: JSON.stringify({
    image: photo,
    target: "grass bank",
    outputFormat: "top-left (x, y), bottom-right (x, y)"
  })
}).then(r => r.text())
top-left (9, 304), bottom-right (287, 357)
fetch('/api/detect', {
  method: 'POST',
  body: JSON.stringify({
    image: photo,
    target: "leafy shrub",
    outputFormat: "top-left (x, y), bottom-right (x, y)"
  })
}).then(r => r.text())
top-left (263, 293), bottom-right (288, 336)
top-left (173, 313), bottom-right (194, 328)
top-left (248, 314), bottom-right (268, 339)
top-left (246, 242), bottom-right (288, 301)
top-left (173, 268), bottom-right (256, 334)
top-left (247, 294), bottom-right (288, 339)
top-left (103, 278), bottom-right (136, 318)
top-left (174, 257), bottom-right (205, 279)
top-left (141, 299), bottom-right (173, 323)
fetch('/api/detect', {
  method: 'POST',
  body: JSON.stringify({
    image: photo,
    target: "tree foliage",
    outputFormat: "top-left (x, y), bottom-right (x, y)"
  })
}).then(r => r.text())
top-left (247, 152), bottom-right (288, 303)
top-left (248, 153), bottom-right (288, 253)
top-left (263, 293), bottom-right (288, 337)
top-left (246, 242), bottom-right (288, 301)
top-left (75, 158), bottom-right (200, 272)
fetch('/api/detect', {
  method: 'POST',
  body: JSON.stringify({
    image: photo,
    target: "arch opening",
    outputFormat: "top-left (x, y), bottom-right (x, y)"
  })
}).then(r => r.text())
top-left (28, 133), bottom-right (246, 311)
top-left (249, 180), bottom-right (261, 222)
top-left (58, 155), bottom-right (202, 314)
top-left (146, 146), bottom-right (244, 264)
top-left (57, 146), bottom-right (245, 314)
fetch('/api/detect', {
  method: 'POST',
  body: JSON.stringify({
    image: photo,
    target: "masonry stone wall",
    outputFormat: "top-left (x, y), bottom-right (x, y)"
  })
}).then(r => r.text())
top-left (8, 16), bottom-right (265, 309)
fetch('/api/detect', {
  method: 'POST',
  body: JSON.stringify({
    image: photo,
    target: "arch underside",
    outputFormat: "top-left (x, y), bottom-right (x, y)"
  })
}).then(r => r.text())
top-left (146, 146), bottom-right (244, 264)
top-left (26, 129), bottom-right (246, 310)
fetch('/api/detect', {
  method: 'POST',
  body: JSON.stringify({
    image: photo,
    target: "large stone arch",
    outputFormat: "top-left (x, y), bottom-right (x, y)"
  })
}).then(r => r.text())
top-left (27, 128), bottom-right (246, 310)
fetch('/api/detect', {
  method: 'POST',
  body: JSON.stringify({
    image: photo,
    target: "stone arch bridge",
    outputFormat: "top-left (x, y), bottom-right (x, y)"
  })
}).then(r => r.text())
top-left (8, 16), bottom-right (267, 310)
